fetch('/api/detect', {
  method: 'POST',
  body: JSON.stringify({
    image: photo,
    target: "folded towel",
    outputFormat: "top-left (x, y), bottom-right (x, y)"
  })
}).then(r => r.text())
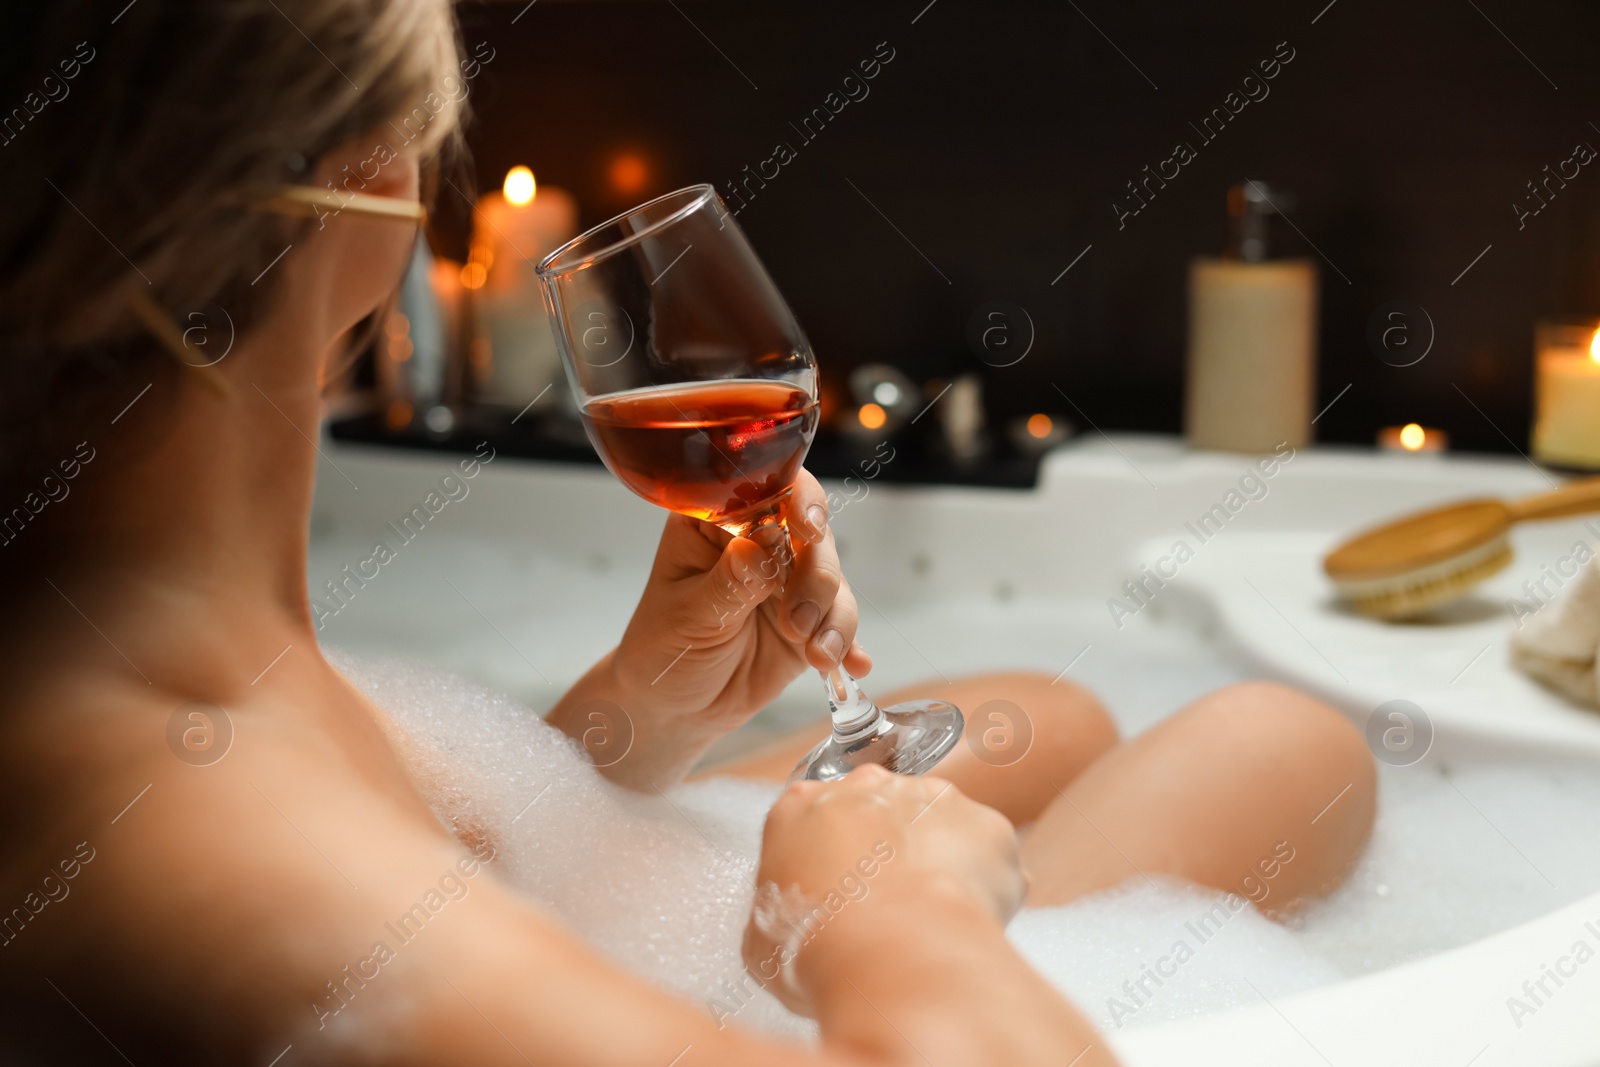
top-left (1509, 556), bottom-right (1600, 706)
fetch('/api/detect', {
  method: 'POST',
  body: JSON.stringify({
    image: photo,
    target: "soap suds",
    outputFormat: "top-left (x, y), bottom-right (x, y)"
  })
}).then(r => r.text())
top-left (329, 649), bottom-right (1600, 1035)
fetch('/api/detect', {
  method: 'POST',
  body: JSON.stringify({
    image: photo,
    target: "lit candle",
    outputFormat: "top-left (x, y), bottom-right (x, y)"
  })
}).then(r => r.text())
top-left (475, 166), bottom-right (577, 291)
top-left (1377, 422), bottom-right (1447, 454)
top-left (1006, 412), bottom-right (1071, 454)
top-left (857, 403), bottom-right (887, 430)
top-left (471, 167), bottom-right (578, 406)
top-left (1533, 321), bottom-right (1600, 469)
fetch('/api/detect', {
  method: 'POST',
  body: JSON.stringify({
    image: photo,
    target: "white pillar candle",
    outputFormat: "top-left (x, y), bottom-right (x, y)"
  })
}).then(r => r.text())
top-left (468, 169), bottom-right (578, 406)
top-left (1533, 321), bottom-right (1600, 469)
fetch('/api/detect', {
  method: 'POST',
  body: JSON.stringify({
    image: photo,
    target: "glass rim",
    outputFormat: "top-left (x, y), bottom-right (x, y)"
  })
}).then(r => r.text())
top-left (536, 183), bottom-right (716, 279)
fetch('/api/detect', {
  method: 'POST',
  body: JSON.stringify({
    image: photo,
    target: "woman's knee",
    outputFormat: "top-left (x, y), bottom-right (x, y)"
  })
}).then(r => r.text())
top-left (902, 671), bottom-right (1119, 826)
top-left (958, 671), bottom-right (1120, 773)
top-left (1179, 681), bottom-right (1377, 898)
top-left (1183, 682), bottom-right (1371, 772)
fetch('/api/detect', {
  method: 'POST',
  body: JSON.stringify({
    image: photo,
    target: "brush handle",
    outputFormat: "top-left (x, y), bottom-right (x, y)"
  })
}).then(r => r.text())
top-left (1507, 476), bottom-right (1600, 522)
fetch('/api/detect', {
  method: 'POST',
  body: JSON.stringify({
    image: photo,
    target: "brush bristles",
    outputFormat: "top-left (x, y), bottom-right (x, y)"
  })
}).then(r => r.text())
top-left (1337, 544), bottom-right (1514, 620)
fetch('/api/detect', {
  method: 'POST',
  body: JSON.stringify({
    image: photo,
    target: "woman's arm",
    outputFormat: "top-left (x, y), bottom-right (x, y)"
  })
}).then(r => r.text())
top-left (15, 705), bottom-right (1110, 1067)
top-left (298, 768), bottom-right (1116, 1067)
top-left (799, 891), bottom-right (1109, 1066)
top-left (350, 866), bottom-right (1113, 1067)
top-left (739, 767), bottom-right (1117, 1066)
top-left (547, 469), bottom-right (871, 790)
top-left (542, 646), bottom-right (718, 788)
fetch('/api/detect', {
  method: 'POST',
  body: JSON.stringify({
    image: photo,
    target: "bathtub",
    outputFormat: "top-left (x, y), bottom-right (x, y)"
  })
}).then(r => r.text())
top-left (308, 432), bottom-right (1600, 1067)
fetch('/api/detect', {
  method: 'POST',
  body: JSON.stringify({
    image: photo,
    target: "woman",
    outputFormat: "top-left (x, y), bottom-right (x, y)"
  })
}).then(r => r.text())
top-left (0, 3), bottom-right (1375, 1064)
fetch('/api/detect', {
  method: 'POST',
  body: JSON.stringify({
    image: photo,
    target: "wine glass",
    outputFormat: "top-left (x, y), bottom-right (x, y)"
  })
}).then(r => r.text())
top-left (536, 184), bottom-right (962, 782)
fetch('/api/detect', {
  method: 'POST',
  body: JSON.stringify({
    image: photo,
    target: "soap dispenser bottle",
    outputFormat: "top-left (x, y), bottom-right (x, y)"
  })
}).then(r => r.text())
top-left (1184, 181), bottom-right (1318, 453)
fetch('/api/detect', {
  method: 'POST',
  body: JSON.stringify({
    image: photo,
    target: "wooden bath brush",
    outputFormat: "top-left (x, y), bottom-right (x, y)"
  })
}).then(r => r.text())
top-left (1323, 477), bottom-right (1600, 619)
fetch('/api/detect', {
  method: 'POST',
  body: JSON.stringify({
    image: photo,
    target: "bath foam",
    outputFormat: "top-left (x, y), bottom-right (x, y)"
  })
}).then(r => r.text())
top-left (1010, 880), bottom-right (1339, 1031)
top-left (327, 650), bottom-right (1346, 1034)
top-left (328, 650), bottom-right (808, 1038)
top-left (1288, 760), bottom-right (1600, 973)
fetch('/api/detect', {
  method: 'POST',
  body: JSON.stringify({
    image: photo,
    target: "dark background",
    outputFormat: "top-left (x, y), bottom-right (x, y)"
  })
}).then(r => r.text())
top-left (434, 0), bottom-right (1600, 453)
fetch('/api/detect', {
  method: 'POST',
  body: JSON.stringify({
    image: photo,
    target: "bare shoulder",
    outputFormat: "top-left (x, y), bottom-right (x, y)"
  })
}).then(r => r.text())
top-left (0, 661), bottom-right (817, 1066)
top-left (0, 664), bottom-right (476, 1049)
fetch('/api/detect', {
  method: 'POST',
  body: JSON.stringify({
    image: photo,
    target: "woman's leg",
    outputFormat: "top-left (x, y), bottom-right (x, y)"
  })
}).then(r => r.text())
top-left (711, 671), bottom-right (1121, 826)
top-left (1020, 681), bottom-right (1377, 915)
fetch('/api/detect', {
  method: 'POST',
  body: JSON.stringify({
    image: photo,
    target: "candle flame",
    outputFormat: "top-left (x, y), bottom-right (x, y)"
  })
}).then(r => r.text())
top-left (858, 403), bottom-right (887, 430)
top-left (1589, 326), bottom-right (1600, 363)
top-left (1399, 423), bottom-right (1426, 451)
top-left (503, 166), bottom-right (536, 207)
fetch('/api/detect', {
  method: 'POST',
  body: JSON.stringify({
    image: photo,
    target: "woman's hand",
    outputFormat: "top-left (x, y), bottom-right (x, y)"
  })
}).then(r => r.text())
top-left (616, 468), bottom-right (872, 716)
top-left (743, 765), bottom-right (1025, 1017)
top-left (546, 469), bottom-right (871, 787)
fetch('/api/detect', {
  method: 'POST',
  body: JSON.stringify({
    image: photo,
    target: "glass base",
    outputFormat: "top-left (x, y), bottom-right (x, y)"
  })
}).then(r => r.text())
top-left (788, 699), bottom-right (964, 782)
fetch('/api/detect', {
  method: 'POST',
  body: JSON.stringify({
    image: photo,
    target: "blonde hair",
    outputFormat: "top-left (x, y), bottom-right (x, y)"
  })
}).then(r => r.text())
top-left (0, 0), bottom-right (466, 500)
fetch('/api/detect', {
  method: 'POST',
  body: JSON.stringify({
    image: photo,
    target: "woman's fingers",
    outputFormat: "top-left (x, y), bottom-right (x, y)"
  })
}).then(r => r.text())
top-left (787, 469), bottom-right (831, 545)
top-left (775, 470), bottom-right (872, 670)
top-left (778, 521), bottom-right (840, 636)
top-left (803, 568), bottom-right (860, 671)
top-left (653, 513), bottom-right (732, 582)
top-left (663, 467), bottom-right (868, 668)
top-left (698, 536), bottom-right (777, 634)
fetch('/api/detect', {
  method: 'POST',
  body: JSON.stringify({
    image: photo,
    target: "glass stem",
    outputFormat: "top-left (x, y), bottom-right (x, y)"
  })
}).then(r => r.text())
top-left (723, 500), bottom-right (887, 743)
top-left (819, 662), bottom-right (886, 740)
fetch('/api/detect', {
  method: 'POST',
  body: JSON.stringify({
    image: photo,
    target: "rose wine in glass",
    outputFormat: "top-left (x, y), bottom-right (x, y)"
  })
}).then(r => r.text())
top-left (581, 380), bottom-right (818, 525)
top-left (537, 185), bottom-right (962, 782)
